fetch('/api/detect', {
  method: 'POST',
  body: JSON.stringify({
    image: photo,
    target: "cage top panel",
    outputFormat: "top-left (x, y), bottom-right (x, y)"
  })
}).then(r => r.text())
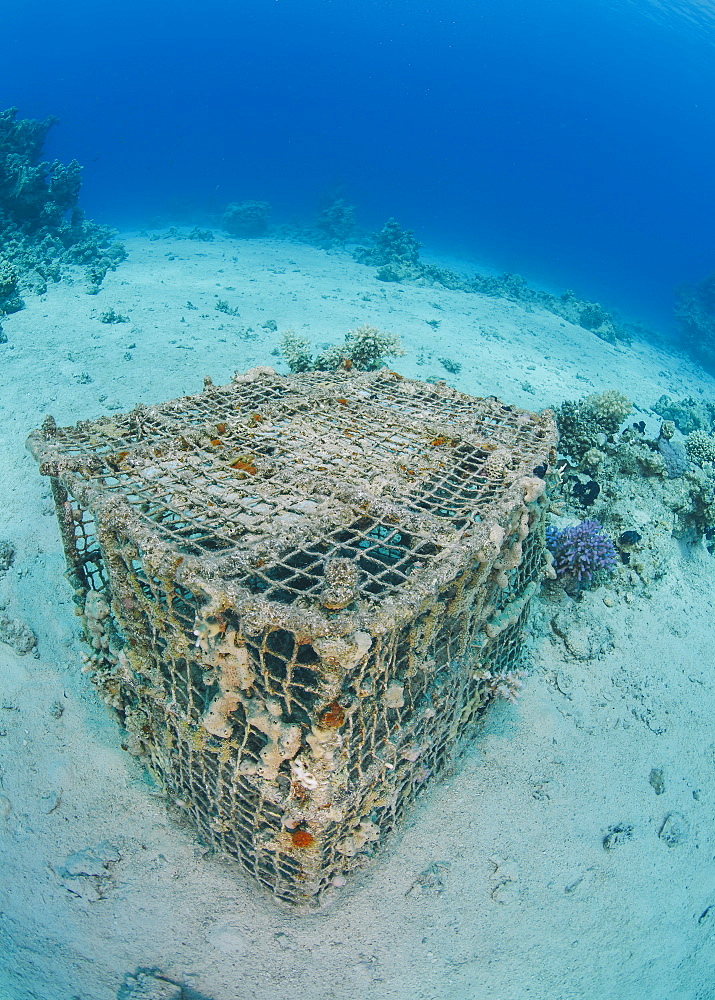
top-left (28, 368), bottom-right (556, 610)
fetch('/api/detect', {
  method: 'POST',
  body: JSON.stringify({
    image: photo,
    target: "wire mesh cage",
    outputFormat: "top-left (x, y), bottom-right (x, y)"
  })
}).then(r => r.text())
top-left (28, 366), bottom-right (558, 905)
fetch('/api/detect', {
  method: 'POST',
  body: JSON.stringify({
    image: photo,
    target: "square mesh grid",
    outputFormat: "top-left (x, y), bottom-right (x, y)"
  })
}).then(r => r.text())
top-left (28, 367), bottom-right (557, 905)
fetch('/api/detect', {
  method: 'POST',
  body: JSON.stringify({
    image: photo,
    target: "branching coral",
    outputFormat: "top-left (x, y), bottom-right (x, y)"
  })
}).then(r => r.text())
top-left (279, 330), bottom-right (315, 373)
top-left (554, 390), bottom-right (632, 462)
top-left (546, 520), bottom-right (617, 585)
top-left (280, 324), bottom-right (404, 373)
top-left (586, 389), bottom-right (633, 434)
top-left (686, 429), bottom-right (715, 466)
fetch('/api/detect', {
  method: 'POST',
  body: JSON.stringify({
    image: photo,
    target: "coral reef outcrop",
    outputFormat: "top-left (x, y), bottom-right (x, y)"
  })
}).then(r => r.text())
top-left (354, 217), bottom-right (422, 281)
top-left (675, 272), bottom-right (715, 370)
top-left (221, 200), bottom-right (271, 237)
top-left (554, 390), bottom-right (632, 462)
top-left (315, 197), bottom-right (356, 245)
top-left (354, 217), bottom-right (636, 342)
top-left (0, 107), bottom-right (125, 307)
top-left (653, 394), bottom-right (715, 435)
top-left (549, 386), bottom-right (715, 581)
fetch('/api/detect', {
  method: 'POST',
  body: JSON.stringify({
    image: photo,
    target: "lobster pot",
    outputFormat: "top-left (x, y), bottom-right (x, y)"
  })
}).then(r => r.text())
top-left (28, 367), bottom-right (557, 905)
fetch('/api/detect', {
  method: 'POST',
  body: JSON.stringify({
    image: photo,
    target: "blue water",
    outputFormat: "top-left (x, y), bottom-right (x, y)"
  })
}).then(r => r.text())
top-left (3, 0), bottom-right (715, 331)
top-left (4, 6), bottom-right (715, 999)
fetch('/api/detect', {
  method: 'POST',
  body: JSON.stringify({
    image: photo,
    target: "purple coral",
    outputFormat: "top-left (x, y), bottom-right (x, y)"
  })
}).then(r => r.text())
top-left (546, 520), bottom-right (617, 583)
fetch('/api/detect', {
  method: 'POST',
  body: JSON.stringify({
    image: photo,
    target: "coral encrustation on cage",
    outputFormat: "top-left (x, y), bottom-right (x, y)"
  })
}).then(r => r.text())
top-left (28, 366), bottom-right (557, 905)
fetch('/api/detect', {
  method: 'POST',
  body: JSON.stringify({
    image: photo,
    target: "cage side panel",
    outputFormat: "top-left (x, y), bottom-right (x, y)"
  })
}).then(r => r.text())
top-left (76, 494), bottom-right (549, 905)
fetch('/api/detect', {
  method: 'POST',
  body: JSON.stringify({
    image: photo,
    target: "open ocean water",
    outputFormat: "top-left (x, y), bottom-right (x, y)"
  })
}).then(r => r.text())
top-left (2, 0), bottom-right (714, 329)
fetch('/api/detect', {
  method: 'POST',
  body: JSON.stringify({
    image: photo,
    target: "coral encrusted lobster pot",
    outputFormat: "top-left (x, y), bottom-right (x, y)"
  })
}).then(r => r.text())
top-left (28, 366), bottom-right (557, 904)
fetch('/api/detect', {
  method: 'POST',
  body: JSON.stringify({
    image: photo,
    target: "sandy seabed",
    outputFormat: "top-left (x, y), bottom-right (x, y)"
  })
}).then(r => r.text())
top-left (1, 232), bottom-right (714, 1000)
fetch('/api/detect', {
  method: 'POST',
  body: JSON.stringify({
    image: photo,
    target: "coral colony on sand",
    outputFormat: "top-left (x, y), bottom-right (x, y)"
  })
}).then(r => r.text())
top-left (280, 324), bottom-right (405, 373)
top-left (546, 520), bottom-right (617, 585)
